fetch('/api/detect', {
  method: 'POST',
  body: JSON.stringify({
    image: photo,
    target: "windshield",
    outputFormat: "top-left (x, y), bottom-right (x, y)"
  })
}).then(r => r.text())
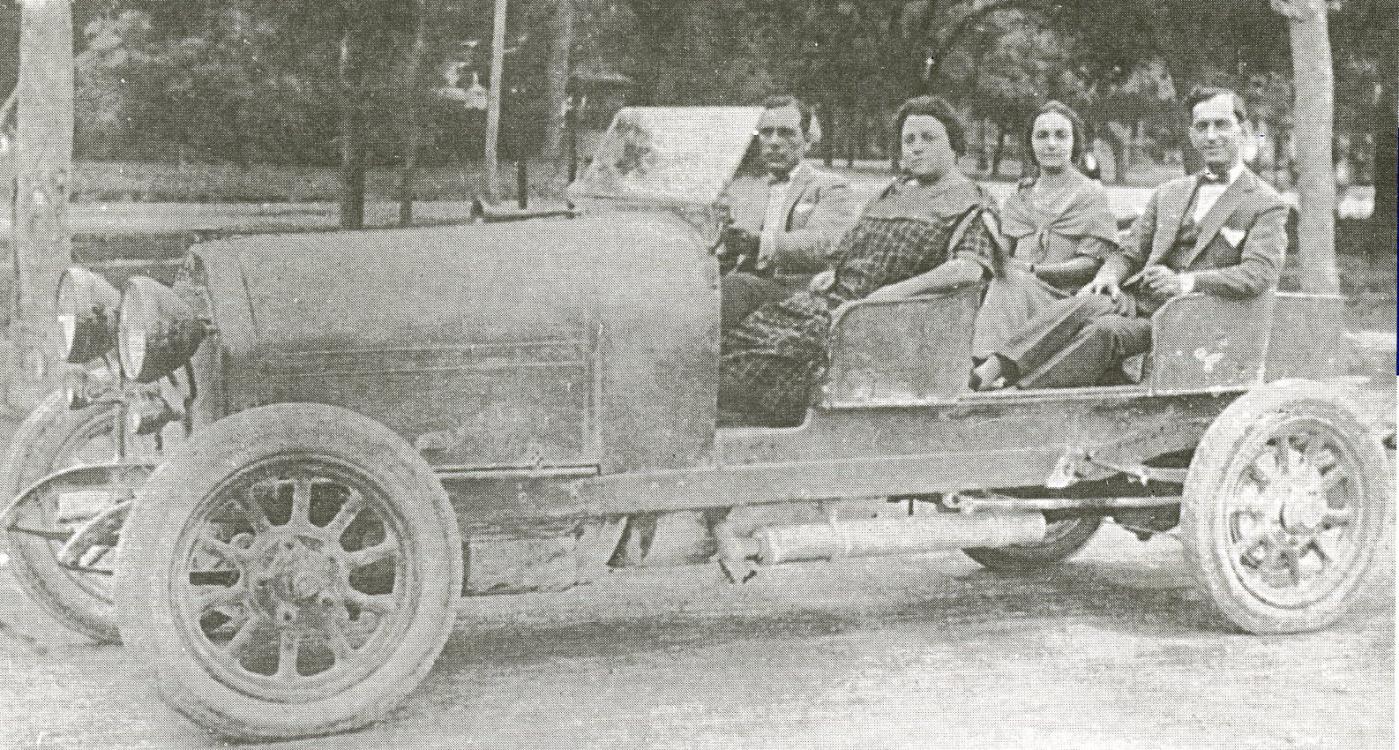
top-left (569, 106), bottom-right (764, 206)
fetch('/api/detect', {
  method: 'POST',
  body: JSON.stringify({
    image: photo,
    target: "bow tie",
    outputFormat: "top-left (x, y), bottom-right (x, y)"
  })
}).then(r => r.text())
top-left (1200, 171), bottom-right (1230, 185)
top-left (768, 172), bottom-right (791, 185)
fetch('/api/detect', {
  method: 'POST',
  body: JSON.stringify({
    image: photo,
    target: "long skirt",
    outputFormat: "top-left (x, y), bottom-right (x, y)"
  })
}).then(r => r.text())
top-left (971, 268), bottom-right (1070, 363)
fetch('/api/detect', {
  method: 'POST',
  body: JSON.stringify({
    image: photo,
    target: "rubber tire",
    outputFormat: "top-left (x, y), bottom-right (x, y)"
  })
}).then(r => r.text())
top-left (114, 403), bottom-right (463, 742)
top-left (1, 390), bottom-right (124, 643)
top-left (963, 516), bottom-right (1103, 572)
top-left (1181, 381), bottom-right (1392, 634)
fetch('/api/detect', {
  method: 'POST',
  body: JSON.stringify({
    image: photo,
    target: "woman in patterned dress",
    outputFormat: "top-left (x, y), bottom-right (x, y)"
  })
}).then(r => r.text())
top-left (718, 96), bottom-right (1000, 427)
top-left (970, 101), bottom-right (1119, 375)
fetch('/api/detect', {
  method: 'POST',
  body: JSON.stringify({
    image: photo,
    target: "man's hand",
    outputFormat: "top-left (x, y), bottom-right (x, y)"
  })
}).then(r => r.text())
top-left (1139, 265), bottom-right (1185, 297)
top-left (1078, 273), bottom-right (1133, 314)
top-left (1079, 274), bottom-right (1120, 300)
top-left (720, 226), bottom-right (761, 261)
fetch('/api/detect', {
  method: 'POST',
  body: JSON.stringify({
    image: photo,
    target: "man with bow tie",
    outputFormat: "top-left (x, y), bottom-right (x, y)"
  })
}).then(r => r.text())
top-left (718, 95), bottom-right (862, 329)
top-left (969, 86), bottom-right (1289, 390)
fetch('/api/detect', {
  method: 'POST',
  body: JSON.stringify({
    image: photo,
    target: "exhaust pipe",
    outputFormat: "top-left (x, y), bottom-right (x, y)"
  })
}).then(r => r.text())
top-left (752, 511), bottom-right (1046, 565)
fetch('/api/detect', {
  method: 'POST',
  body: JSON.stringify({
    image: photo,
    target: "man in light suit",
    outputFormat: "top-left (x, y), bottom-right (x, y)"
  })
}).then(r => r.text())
top-left (719, 95), bottom-right (862, 329)
top-left (970, 87), bottom-right (1288, 390)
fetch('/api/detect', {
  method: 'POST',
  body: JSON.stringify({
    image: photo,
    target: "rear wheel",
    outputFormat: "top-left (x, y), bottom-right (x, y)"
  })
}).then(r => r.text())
top-left (114, 403), bottom-right (462, 741)
top-left (1182, 383), bottom-right (1391, 634)
top-left (1, 389), bottom-right (163, 643)
top-left (962, 516), bottom-right (1102, 572)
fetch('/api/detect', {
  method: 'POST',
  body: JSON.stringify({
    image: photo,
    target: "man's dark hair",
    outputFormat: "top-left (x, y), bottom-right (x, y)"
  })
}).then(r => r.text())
top-left (762, 95), bottom-right (815, 136)
top-left (1021, 100), bottom-right (1088, 169)
top-left (893, 95), bottom-right (967, 156)
top-left (1185, 86), bottom-right (1248, 124)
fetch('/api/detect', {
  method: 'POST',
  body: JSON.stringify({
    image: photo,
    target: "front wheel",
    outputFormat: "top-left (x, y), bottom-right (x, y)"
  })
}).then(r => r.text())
top-left (114, 403), bottom-right (463, 741)
top-left (1182, 383), bottom-right (1391, 634)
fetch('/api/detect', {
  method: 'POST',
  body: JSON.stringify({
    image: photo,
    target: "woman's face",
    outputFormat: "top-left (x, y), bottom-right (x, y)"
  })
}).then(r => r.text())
top-left (1031, 111), bottom-right (1075, 173)
top-left (901, 114), bottom-right (957, 181)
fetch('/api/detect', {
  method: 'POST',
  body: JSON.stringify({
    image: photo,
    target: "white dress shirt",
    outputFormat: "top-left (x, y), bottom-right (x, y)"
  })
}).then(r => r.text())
top-left (1180, 161), bottom-right (1245, 294)
top-left (758, 163), bottom-right (806, 265)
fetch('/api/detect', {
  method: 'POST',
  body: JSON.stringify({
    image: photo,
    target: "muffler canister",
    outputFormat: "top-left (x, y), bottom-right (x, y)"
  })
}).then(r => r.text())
top-left (753, 511), bottom-right (1047, 565)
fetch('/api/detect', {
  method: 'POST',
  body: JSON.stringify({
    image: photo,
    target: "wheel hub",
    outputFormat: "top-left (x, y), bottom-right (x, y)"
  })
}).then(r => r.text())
top-left (246, 534), bottom-right (346, 626)
top-left (1276, 469), bottom-right (1327, 533)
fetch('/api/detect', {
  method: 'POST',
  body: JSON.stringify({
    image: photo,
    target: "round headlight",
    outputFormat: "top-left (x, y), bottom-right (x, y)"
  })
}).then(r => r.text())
top-left (55, 268), bottom-right (121, 364)
top-left (117, 276), bottom-right (207, 383)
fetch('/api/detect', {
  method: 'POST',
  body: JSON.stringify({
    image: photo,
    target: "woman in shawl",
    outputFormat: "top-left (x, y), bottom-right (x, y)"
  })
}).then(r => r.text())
top-left (969, 101), bottom-right (1120, 388)
top-left (719, 96), bottom-right (999, 427)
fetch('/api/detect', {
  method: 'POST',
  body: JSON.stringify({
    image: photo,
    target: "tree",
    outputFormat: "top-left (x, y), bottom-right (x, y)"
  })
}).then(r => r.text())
top-left (541, 0), bottom-right (573, 162)
top-left (1274, 0), bottom-right (1339, 293)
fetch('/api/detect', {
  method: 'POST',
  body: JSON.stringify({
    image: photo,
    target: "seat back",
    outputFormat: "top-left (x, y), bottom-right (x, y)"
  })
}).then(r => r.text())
top-left (823, 285), bottom-right (982, 406)
top-left (1148, 292), bottom-right (1275, 393)
top-left (1264, 292), bottom-right (1348, 380)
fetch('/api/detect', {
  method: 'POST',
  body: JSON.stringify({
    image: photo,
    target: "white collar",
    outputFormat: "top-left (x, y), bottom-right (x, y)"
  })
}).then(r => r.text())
top-left (1203, 162), bottom-right (1246, 185)
top-left (769, 162), bottom-right (807, 185)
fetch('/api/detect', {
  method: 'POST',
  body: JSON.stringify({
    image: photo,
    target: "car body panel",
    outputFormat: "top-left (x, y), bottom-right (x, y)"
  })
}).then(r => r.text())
top-left (823, 285), bottom-right (983, 406)
top-left (188, 214), bottom-right (718, 473)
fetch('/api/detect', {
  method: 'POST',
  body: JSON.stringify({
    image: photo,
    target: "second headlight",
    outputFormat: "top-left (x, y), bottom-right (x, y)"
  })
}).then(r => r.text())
top-left (55, 267), bottom-right (121, 364)
top-left (117, 276), bottom-right (207, 382)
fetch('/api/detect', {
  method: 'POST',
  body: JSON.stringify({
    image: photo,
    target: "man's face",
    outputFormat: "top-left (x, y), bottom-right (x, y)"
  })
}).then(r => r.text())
top-left (755, 104), bottom-right (809, 177)
top-left (1189, 93), bottom-right (1245, 174)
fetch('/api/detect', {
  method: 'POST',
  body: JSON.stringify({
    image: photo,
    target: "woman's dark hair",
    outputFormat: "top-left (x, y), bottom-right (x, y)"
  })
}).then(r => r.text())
top-left (1022, 100), bottom-right (1088, 171)
top-left (893, 95), bottom-right (967, 156)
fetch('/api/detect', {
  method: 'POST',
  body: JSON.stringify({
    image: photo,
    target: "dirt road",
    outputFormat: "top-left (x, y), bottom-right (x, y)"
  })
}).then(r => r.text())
top-left (1, 519), bottom-right (1391, 750)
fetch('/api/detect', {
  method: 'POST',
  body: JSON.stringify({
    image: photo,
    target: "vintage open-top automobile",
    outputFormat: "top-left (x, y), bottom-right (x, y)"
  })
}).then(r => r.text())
top-left (2, 106), bottom-right (1390, 741)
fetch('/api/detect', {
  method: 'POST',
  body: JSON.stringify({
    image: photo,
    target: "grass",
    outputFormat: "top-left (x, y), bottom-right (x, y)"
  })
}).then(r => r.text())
top-left (0, 158), bottom-right (571, 204)
top-left (0, 153), bottom-right (1182, 204)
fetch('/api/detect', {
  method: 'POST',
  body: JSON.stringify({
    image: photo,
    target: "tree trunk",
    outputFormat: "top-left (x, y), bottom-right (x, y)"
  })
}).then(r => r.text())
top-left (1102, 124), bottom-right (1128, 185)
top-left (991, 127), bottom-right (1007, 177)
top-left (976, 119), bottom-right (989, 172)
top-left (541, 0), bottom-right (573, 164)
top-left (1161, 38), bottom-right (1206, 175)
top-left (847, 111), bottom-right (859, 168)
top-left (8, 0), bottom-right (73, 410)
top-left (397, 0), bottom-right (432, 226)
top-left (483, 0), bottom-right (507, 202)
top-left (338, 32), bottom-right (366, 230)
top-left (823, 103), bottom-right (835, 167)
top-left (1275, 0), bottom-right (1338, 293)
top-left (1370, 64), bottom-right (1397, 247)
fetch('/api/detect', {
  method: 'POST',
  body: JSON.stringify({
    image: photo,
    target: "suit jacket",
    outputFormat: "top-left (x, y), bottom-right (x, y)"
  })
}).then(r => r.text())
top-left (1103, 167), bottom-right (1288, 299)
top-left (719, 164), bottom-right (862, 276)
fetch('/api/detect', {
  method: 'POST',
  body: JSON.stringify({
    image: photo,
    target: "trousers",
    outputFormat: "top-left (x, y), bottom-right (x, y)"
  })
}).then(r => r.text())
top-left (995, 293), bottom-right (1153, 388)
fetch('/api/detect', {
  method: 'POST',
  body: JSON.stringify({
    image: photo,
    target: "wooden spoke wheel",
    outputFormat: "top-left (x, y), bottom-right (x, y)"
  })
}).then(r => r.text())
top-left (115, 404), bottom-right (462, 741)
top-left (1182, 384), bottom-right (1391, 634)
top-left (1, 390), bottom-right (164, 643)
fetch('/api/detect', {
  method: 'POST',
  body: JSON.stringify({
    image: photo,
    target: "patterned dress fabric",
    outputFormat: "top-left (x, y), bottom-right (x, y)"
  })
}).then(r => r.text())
top-left (719, 174), bottom-right (997, 426)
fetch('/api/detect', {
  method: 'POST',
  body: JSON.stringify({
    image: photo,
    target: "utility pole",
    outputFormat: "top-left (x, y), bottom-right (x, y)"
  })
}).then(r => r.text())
top-left (483, 0), bottom-right (507, 202)
top-left (9, 0), bottom-right (74, 410)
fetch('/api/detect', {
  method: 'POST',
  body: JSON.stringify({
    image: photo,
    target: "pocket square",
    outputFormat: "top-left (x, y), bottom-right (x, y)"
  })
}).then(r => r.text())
top-left (1219, 227), bottom-right (1246, 247)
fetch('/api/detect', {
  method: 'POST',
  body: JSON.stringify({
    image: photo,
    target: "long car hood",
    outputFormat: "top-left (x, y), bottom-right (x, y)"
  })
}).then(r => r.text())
top-left (190, 213), bottom-right (718, 473)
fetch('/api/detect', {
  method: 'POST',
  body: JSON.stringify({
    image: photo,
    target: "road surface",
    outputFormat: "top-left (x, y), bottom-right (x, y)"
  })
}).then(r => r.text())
top-left (0, 517), bottom-right (1391, 750)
